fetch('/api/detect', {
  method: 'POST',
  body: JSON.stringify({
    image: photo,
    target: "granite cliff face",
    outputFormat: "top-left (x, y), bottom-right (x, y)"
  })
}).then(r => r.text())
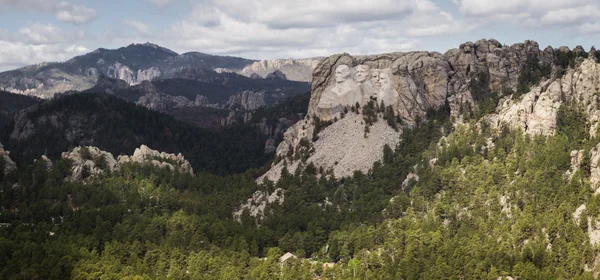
top-left (226, 91), bottom-right (266, 110)
top-left (485, 57), bottom-right (600, 137)
top-left (239, 58), bottom-right (321, 82)
top-left (261, 39), bottom-right (598, 183)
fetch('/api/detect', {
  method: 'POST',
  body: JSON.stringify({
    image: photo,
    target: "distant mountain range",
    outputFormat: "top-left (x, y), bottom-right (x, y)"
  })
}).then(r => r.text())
top-left (0, 43), bottom-right (320, 100)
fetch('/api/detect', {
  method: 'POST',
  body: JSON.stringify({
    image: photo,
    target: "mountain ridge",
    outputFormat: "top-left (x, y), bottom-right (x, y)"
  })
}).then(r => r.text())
top-left (0, 43), bottom-right (320, 99)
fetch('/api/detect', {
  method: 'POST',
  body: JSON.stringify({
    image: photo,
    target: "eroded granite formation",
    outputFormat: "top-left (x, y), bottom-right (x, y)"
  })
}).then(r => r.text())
top-left (61, 145), bottom-right (193, 182)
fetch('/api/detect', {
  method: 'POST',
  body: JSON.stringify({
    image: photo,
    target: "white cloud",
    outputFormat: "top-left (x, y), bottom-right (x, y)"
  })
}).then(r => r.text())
top-left (163, 0), bottom-right (469, 58)
top-left (579, 22), bottom-right (600, 34)
top-left (454, 0), bottom-right (600, 29)
top-left (55, 2), bottom-right (96, 24)
top-left (0, 23), bottom-right (84, 44)
top-left (144, 0), bottom-right (176, 7)
top-left (0, 0), bottom-right (96, 24)
top-left (124, 20), bottom-right (149, 34)
top-left (0, 41), bottom-right (89, 71)
top-left (539, 5), bottom-right (600, 26)
top-left (455, 0), bottom-right (594, 17)
top-left (0, 23), bottom-right (89, 71)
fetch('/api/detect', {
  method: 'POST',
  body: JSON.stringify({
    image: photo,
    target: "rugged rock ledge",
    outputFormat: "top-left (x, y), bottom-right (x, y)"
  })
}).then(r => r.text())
top-left (61, 145), bottom-right (193, 182)
top-left (262, 39), bottom-right (598, 183)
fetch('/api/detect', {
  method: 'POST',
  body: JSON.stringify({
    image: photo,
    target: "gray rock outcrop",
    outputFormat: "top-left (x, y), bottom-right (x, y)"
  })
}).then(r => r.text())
top-left (485, 58), bottom-right (600, 136)
top-left (233, 188), bottom-right (285, 223)
top-left (62, 145), bottom-right (193, 182)
top-left (107, 63), bottom-right (135, 85)
top-left (259, 113), bottom-right (401, 183)
top-left (226, 91), bottom-right (266, 110)
top-left (117, 144), bottom-right (193, 175)
top-left (136, 67), bottom-right (161, 84)
top-left (0, 143), bottom-right (17, 174)
top-left (195, 95), bottom-right (210, 106)
top-left (61, 146), bottom-right (119, 182)
top-left (261, 39), bottom-right (596, 183)
top-left (239, 58), bottom-right (321, 82)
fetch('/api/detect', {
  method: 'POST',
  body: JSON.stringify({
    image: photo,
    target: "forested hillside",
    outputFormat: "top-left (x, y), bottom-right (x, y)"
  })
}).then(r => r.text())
top-left (0, 93), bottom-right (271, 175)
top-left (2, 98), bottom-right (599, 279)
top-left (3, 40), bottom-right (600, 279)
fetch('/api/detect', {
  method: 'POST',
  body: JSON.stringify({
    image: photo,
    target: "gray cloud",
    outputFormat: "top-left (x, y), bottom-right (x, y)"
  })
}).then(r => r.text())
top-left (144, 0), bottom-right (176, 7)
top-left (0, 0), bottom-right (96, 24)
top-left (163, 0), bottom-right (468, 59)
top-left (454, 0), bottom-right (600, 29)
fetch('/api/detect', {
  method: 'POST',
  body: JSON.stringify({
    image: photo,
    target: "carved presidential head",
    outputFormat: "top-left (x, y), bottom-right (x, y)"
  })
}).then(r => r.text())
top-left (370, 69), bottom-right (381, 87)
top-left (335, 65), bottom-right (351, 84)
top-left (379, 70), bottom-right (393, 87)
top-left (354, 65), bottom-right (370, 83)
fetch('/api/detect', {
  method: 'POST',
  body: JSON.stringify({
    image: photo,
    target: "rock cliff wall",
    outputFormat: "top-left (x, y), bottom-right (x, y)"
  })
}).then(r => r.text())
top-left (261, 39), bottom-right (596, 183)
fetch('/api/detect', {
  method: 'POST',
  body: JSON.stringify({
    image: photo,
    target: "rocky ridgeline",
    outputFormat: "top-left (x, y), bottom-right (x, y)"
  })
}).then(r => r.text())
top-left (261, 39), bottom-right (600, 183)
top-left (0, 42), bottom-right (317, 99)
top-left (485, 58), bottom-right (600, 136)
top-left (61, 145), bottom-right (193, 182)
top-left (0, 142), bottom-right (17, 175)
top-left (239, 58), bottom-right (321, 82)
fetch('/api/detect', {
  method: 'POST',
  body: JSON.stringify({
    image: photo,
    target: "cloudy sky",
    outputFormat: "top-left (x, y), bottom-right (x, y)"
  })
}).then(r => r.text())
top-left (0, 0), bottom-right (599, 71)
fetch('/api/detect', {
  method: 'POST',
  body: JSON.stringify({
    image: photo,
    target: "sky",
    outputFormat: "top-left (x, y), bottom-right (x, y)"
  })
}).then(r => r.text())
top-left (0, 0), bottom-right (599, 71)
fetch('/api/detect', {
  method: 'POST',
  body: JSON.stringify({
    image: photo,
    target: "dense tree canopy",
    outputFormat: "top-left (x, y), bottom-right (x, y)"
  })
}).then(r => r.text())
top-left (1, 90), bottom-right (600, 279)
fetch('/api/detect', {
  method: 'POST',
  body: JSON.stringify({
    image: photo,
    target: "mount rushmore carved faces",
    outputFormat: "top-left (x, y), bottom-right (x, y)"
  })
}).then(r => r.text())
top-left (317, 64), bottom-right (399, 117)
top-left (355, 65), bottom-right (377, 103)
top-left (318, 65), bottom-right (360, 109)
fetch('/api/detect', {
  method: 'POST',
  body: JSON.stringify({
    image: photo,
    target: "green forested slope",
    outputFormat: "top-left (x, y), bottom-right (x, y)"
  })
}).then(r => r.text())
top-left (3, 100), bottom-right (599, 279)
top-left (0, 93), bottom-right (271, 175)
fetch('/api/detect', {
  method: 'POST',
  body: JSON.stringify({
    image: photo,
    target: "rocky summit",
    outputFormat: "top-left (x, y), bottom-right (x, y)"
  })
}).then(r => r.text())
top-left (261, 39), bottom-right (600, 183)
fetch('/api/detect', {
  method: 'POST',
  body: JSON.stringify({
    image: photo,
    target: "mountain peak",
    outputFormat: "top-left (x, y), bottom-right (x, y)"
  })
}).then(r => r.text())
top-left (126, 42), bottom-right (178, 56)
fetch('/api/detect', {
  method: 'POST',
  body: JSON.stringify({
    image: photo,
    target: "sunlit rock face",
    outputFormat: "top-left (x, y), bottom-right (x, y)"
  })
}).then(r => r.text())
top-left (310, 52), bottom-right (454, 124)
top-left (261, 39), bottom-right (575, 184)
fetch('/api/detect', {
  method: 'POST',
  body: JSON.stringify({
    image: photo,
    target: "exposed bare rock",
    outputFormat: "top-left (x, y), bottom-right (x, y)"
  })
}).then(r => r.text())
top-left (0, 143), bottom-right (17, 174)
top-left (34, 155), bottom-right (53, 170)
top-left (61, 146), bottom-right (119, 182)
top-left (194, 94), bottom-right (210, 106)
top-left (573, 203), bottom-right (600, 247)
top-left (263, 39), bottom-right (581, 184)
top-left (485, 58), bottom-right (600, 136)
top-left (135, 81), bottom-right (195, 111)
top-left (590, 143), bottom-right (600, 194)
top-left (117, 145), bottom-right (193, 175)
top-left (565, 150), bottom-right (585, 179)
top-left (264, 139), bottom-right (277, 154)
top-left (238, 58), bottom-right (321, 82)
top-left (233, 188), bottom-right (285, 223)
top-left (401, 173), bottom-right (419, 189)
top-left (62, 145), bottom-right (193, 182)
top-left (226, 90), bottom-right (266, 110)
top-left (136, 67), bottom-right (161, 84)
top-left (574, 204), bottom-right (587, 224)
top-left (259, 113), bottom-right (401, 183)
top-left (107, 63), bottom-right (135, 85)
